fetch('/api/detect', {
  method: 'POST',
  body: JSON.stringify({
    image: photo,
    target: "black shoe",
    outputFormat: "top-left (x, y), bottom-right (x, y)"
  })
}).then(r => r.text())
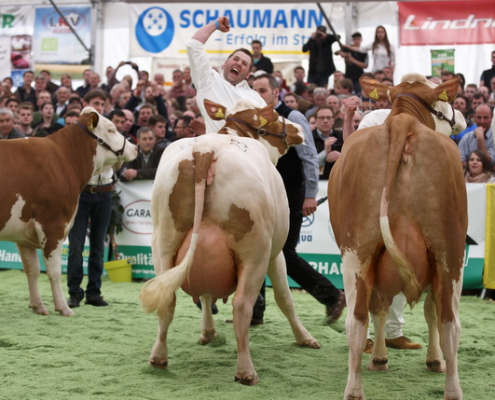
top-left (252, 293), bottom-right (265, 321)
top-left (67, 296), bottom-right (81, 308)
top-left (85, 296), bottom-right (109, 307)
top-left (195, 300), bottom-right (218, 315)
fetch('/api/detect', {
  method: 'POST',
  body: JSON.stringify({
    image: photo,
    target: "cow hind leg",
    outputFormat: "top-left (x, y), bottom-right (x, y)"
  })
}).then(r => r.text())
top-left (342, 251), bottom-right (370, 400)
top-left (198, 294), bottom-right (217, 345)
top-left (424, 289), bottom-right (445, 373)
top-left (441, 272), bottom-right (463, 400)
top-left (231, 267), bottom-right (267, 386)
top-left (368, 298), bottom-right (389, 371)
top-left (149, 292), bottom-right (176, 369)
top-left (16, 244), bottom-right (49, 315)
top-left (267, 253), bottom-right (320, 348)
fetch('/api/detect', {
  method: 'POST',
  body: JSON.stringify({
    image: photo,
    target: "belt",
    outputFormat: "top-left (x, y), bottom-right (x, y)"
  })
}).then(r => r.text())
top-left (83, 184), bottom-right (114, 194)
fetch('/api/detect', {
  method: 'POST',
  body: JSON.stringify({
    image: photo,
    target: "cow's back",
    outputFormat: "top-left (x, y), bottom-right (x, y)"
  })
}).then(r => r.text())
top-left (152, 135), bottom-right (289, 280)
top-left (329, 115), bottom-right (467, 265)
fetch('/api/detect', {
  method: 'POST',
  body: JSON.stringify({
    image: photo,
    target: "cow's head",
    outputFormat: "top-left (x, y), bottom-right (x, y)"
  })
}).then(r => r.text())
top-left (79, 107), bottom-right (137, 175)
top-left (360, 73), bottom-right (466, 135)
top-left (204, 98), bottom-right (304, 165)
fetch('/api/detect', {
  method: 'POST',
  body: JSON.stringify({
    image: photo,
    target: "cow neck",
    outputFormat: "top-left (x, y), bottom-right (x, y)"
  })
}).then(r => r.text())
top-left (47, 121), bottom-right (97, 191)
top-left (222, 117), bottom-right (288, 153)
top-left (390, 96), bottom-right (435, 130)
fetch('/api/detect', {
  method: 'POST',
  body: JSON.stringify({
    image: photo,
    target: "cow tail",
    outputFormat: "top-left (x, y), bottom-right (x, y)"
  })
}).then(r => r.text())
top-left (379, 117), bottom-right (423, 305)
top-left (140, 149), bottom-right (215, 320)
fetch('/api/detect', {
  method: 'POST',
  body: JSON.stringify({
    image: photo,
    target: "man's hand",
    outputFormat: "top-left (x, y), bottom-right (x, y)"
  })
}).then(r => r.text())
top-left (134, 80), bottom-right (145, 96)
top-left (190, 119), bottom-right (206, 136)
top-left (122, 169), bottom-right (138, 181)
top-left (326, 151), bottom-right (341, 163)
top-left (217, 17), bottom-right (230, 33)
top-left (343, 96), bottom-right (360, 113)
top-left (151, 81), bottom-right (164, 97)
top-left (302, 198), bottom-right (317, 217)
top-left (474, 126), bottom-right (485, 139)
top-left (324, 136), bottom-right (338, 153)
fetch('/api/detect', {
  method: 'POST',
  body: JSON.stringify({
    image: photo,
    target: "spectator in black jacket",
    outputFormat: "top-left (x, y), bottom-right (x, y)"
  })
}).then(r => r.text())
top-left (302, 25), bottom-right (339, 88)
top-left (119, 126), bottom-right (164, 181)
top-left (15, 70), bottom-right (36, 107)
top-left (312, 105), bottom-right (343, 179)
top-left (251, 40), bottom-right (274, 74)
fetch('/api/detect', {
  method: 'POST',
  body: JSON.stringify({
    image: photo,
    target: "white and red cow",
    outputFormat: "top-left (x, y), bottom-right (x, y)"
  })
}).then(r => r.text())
top-left (140, 99), bottom-right (320, 385)
top-left (329, 75), bottom-right (467, 400)
top-left (0, 107), bottom-right (137, 316)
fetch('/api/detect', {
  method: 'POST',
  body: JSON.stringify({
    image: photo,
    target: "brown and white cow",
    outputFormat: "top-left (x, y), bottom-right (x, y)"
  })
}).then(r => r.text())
top-left (0, 107), bottom-right (137, 316)
top-left (328, 75), bottom-right (467, 400)
top-left (140, 99), bottom-right (320, 385)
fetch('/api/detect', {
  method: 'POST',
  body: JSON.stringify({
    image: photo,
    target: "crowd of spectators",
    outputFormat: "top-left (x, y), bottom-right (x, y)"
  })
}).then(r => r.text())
top-left (0, 35), bottom-right (494, 184)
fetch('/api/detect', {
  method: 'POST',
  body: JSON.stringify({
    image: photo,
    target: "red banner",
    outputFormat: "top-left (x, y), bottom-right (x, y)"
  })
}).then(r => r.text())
top-left (398, 1), bottom-right (495, 46)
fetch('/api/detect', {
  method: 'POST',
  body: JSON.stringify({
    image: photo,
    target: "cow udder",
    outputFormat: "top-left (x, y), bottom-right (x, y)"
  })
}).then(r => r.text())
top-left (177, 223), bottom-right (237, 300)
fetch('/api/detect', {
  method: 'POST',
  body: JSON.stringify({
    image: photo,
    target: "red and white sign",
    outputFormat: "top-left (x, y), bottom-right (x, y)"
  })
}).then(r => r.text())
top-left (399, 1), bottom-right (495, 46)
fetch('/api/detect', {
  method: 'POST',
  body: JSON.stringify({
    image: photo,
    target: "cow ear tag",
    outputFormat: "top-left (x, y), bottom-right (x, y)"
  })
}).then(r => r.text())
top-left (215, 108), bottom-right (225, 119)
top-left (369, 88), bottom-right (379, 100)
top-left (438, 90), bottom-right (449, 101)
top-left (259, 116), bottom-right (268, 127)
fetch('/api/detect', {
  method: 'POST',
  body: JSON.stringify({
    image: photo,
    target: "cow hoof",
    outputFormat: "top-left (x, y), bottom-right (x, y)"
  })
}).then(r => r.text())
top-left (426, 359), bottom-right (445, 373)
top-left (57, 307), bottom-right (74, 317)
top-left (234, 374), bottom-right (259, 386)
top-left (30, 305), bottom-right (49, 315)
top-left (198, 330), bottom-right (217, 345)
top-left (299, 338), bottom-right (321, 349)
top-left (369, 357), bottom-right (388, 371)
top-left (149, 358), bottom-right (168, 369)
top-left (344, 388), bottom-right (365, 400)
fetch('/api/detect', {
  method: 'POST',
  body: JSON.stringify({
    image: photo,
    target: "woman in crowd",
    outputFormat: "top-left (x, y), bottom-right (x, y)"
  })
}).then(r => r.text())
top-left (60, 74), bottom-right (74, 92)
top-left (343, 26), bottom-right (395, 73)
top-left (464, 150), bottom-right (495, 183)
top-left (33, 102), bottom-right (64, 137)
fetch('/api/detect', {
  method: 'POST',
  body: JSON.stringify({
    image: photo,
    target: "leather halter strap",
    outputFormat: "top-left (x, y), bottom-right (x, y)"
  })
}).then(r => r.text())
top-left (395, 93), bottom-right (456, 130)
top-left (74, 121), bottom-right (126, 157)
top-left (225, 116), bottom-right (289, 149)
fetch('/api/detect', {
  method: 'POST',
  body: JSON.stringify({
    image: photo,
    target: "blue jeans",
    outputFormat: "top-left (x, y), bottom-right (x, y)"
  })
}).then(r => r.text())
top-left (67, 191), bottom-right (112, 300)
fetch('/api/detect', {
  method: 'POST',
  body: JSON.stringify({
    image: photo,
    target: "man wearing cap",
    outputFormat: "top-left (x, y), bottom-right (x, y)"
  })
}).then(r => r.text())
top-left (335, 32), bottom-right (368, 95)
top-left (302, 25), bottom-right (340, 88)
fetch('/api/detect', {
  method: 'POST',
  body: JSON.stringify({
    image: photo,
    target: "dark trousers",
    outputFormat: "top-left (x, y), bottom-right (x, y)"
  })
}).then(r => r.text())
top-left (283, 183), bottom-right (341, 307)
top-left (308, 72), bottom-right (331, 88)
top-left (67, 191), bottom-right (112, 300)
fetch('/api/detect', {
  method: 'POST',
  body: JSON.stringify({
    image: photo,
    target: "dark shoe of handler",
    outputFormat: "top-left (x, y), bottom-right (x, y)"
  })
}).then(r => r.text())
top-left (67, 295), bottom-right (81, 308)
top-left (85, 296), bottom-right (109, 307)
top-left (326, 290), bottom-right (346, 324)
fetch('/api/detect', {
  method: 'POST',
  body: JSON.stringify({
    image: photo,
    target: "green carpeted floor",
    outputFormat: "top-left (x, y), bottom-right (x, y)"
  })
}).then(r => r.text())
top-left (0, 269), bottom-right (494, 400)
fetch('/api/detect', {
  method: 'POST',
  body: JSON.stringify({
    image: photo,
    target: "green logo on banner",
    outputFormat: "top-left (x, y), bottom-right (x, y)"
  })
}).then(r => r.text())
top-left (1, 14), bottom-right (15, 28)
top-left (42, 38), bottom-right (58, 51)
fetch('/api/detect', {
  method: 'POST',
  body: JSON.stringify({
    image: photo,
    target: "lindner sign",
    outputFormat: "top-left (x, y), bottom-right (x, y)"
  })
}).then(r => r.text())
top-left (399, 1), bottom-right (495, 46)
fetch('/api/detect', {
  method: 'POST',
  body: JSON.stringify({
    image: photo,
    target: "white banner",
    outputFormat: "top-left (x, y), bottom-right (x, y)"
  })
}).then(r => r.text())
top-left (0, 36), bottom-right (10, 78)
top-left (129, 3), bottom-right (330, 61)
top-left (112, 180), bottom-right (485, 288)
top-left (0, 6), bottom-right (34, 36)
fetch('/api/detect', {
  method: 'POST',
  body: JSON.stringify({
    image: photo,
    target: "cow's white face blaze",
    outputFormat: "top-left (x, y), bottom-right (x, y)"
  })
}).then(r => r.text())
top-left (80, 107), bottom-right (138, 175)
